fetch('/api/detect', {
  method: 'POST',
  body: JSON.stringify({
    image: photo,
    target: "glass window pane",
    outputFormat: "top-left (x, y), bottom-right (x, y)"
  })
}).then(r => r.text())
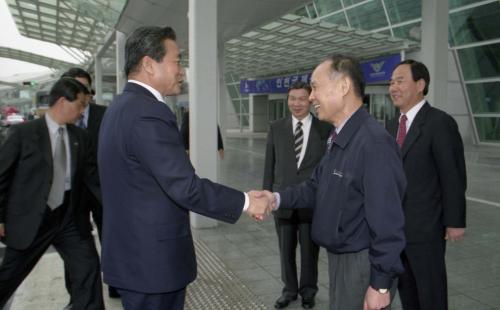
top-left (384, 0), bottom-right (421, 24)
top-left (449, 0), bottom-right (485, 10)
top-left (467, 82), bottom-right (500, 113)
top-left (458, 43), bottom-right (500, 80)
top-left (314, 0), bottom-right (342, 17)
top-left (241, 99), bottom-right (249, 113)
top-left (347, 0), bottom-right (388, 30)
top-left (306, 3), bottom-right (318, 18)
top-left (323, 12), bottom-right (348, 27)
top-left (475, 117), bottom-right (500, 142)
top-left (231, 100), bottom-right (241, 113)
top-left (449, 2), bottom-right (500, 46)
top-left (240, 115), bottom-right (249, 127)
top-left (226, 85), bottom-right (239, 99)
top-left (392, 22), bottom-right (421, 41)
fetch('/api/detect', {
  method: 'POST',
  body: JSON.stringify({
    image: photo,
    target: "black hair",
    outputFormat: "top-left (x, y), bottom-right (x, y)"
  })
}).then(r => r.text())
top-left (288, 81), bottom-right (312, 95)
top-left (395, 59), bottom-right (430, 95)
top-left (48, 78), bottom-right (89, 107)
top-left (124, 26), bottom-right (177, 77)
top-left (61, 67), bottom-right (92, 87)
top-left (324, 54), bottom-right (365, 98)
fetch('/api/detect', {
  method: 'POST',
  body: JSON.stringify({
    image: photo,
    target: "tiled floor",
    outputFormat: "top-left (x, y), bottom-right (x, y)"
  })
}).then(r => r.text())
top-left (3, 137), bottom-right (500, 309)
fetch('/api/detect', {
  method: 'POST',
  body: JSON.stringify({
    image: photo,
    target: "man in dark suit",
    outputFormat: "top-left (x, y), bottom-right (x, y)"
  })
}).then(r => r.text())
top-left (263, 81), bottom-right (331, 309)
top-left (387, 60), bottom-right (467, 310)
top-left (0, 78), bottom-right (104, 309)
top-left (260, 54), bottom-right (406, 310)
top-left (61, 68), bottom-right (120, 300)
top-left (98, 26), bottom-right (271, 309)
top-left (180, 110), bottom-right (224, 159)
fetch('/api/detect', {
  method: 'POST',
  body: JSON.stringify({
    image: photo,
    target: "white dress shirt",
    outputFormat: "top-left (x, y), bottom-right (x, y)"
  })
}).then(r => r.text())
top-left (400, 99), bottom-right (426, 133)
top-left (45, 113), bottom-right (71, 191)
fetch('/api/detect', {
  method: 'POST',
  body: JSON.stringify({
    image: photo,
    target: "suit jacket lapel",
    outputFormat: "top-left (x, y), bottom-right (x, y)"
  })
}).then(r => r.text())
top-left (36, 118), bottom-right (52, 168)
top-left (67, 126), bottom-right (79, 181)
top-left (401, 102), bottom-right (430, 158)
top-left (283, 117), bottom-right (298, 172)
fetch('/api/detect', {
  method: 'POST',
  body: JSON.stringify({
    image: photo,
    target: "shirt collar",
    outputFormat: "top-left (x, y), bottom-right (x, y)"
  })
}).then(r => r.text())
top-left (401, 99), bottom-right (426, 123)
top-left (128, 80), bottom-right (165, 103)
top-left (292, 113), bottom-right (312, 128)
top-left (45, 111), bottom-right (66, 135)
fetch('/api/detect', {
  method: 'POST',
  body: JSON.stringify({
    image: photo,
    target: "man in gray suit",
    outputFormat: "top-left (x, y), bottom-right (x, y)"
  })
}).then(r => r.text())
top-left (263, 81), bottom-right (332, 309)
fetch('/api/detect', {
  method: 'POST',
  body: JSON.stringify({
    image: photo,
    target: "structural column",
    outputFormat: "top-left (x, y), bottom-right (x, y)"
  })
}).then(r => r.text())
top-left (94, 56), bottom-right (103, 105)
top-left (420, 0), bottom-right (448, 107)
top-left (189, 0), bottom-right (219, 228)
top-left (116, 31), bottom-right (126, 94)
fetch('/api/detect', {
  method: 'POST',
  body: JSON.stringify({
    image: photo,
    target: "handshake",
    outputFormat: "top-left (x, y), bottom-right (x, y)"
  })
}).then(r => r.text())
top-left (244, 190), bottom-right (277, 221)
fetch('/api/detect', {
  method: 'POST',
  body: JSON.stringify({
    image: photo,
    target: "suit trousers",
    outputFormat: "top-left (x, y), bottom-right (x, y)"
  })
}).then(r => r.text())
top-left (398, 241), bottom-right (447, 310)
top-left (275, 213), bottom-right (319, 299)
top-left (0, 199), bottom-right (104, 309)
top-left (118, 287), bottom-right (186, 310)
top-left (327, 249), bottom-right (397, 310)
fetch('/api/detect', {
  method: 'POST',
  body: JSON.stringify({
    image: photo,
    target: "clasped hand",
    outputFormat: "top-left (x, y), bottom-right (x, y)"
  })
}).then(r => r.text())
top-left (245, 190), bottom-right (276, 221)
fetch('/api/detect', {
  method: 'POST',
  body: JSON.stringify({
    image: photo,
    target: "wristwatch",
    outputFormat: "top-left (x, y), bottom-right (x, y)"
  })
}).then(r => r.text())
top-left (377, 288), bottom-right (388, 294)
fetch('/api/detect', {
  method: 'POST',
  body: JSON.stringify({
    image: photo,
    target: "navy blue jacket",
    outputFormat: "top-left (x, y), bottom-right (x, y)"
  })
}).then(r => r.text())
top-left (280, 107), bottom-right (406, 289)
top-left (98, 82), bottom-right (244, 293)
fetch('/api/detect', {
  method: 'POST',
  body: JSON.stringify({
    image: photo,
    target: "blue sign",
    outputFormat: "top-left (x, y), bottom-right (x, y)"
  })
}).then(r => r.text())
top-left (361, 54), bottom-right (401, 84)
top-left (240, 72), bottom-right (311, 94)
top-left (239, 54), bottom-right (401, 94)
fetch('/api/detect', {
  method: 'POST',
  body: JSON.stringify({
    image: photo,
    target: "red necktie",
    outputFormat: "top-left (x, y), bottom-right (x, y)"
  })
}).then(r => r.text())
top-left (396, 114), bottom-right (407, 148)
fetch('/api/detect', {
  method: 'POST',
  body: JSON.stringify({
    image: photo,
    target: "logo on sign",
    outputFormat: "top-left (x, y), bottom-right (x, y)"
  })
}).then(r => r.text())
top-left (370, 61), bottom-right (385, 73)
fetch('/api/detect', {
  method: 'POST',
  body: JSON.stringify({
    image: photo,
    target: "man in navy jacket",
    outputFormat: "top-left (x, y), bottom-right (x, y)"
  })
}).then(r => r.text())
top-left (98, 26), bottom-right (270, 309)
top-left (262, 55), bottom-right (406, 310)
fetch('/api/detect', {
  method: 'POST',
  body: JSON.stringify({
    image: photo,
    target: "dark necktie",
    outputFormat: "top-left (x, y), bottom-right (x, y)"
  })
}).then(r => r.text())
top-left (47, 127), bottom-right (67, 209)
top-left (327, 129), bottom-right (337, 152)
top-left (396, 114), bottom-right (407, 148)
top-left (76, 116), bottom-right (86, 129)
top-left (294, 121), bottom-right (303, 165)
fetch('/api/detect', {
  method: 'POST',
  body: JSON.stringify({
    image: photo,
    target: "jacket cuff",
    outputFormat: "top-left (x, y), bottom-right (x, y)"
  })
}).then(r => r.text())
top-left (370, 267), bottom-right (394, 290)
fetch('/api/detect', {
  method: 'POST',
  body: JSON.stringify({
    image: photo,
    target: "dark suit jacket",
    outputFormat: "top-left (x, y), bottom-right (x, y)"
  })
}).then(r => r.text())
top-left (386, 102), bottom-right (466, 243)
top-left (98, 82), bottom-right (245, 294)
top-left (81, 103), bottom-right (106, 216)
top-left (263, 115), bottom-right (331, 220)
top-left (0, 117), bottom-right (95, 250)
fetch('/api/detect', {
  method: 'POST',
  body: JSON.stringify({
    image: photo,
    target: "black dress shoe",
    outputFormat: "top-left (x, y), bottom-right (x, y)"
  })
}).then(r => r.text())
top-left (274, 295), bottom-right (297, 309)
top-left (302, 297), bottom-right (315, 309)
top-left (108, 286), bottom-right (121, 298)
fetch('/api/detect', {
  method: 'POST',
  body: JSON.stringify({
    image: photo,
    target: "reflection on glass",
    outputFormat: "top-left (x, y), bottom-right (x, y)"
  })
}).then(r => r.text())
top-left (475, 117), bottom-right (500, 142)
top-left (347, 0), bottom-right (388, 30)
top-left (393, 22), bottom-right (421, 41)
top-left (449, 3), bottom-right (500, 46)
top-left (343, 0), bottom-right (369, 7)
top-left (384, 0), bottom-right (421, 24)
top-left (467, 82), bottom-right (500, 113)
top-left (323, 13), bottom-right (348, 26)
top-left (449, 0), bottom-right (486, 10)
top-left (314, 0), bottom-right (342, 17)
top-left (458, 43), bottom-right (500, 80)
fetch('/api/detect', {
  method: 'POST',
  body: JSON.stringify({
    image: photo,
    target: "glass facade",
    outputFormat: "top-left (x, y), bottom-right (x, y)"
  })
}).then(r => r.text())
top-left (449, 2), bottom-right (500, 46)
top-left (467, 82), bottom-right (500, 114)
top-left (225, 73), bottom-right (250, 130)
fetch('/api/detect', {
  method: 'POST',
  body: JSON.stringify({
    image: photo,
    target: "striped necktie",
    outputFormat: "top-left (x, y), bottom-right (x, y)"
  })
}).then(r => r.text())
top-left (294, 121), bottom-right (303, 165)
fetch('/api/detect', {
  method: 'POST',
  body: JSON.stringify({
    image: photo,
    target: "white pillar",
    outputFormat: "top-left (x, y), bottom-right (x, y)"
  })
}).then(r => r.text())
top-left (188, 0), bottom-right (219, 228)
top-left (116, 31), bottom-right (126, 94)
top-left (94, 56), bottom-right (103, 105)
top-left (420, 0), bottom-right (448, 107)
